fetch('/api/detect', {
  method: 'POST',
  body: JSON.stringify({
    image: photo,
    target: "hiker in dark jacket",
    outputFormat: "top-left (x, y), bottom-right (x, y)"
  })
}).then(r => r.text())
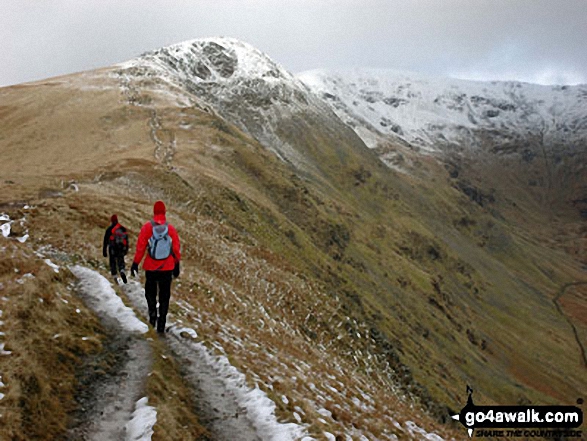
top-left (131, 201), bottom-right (181, 333)
top-left (103, 214), bottom-right (129, 284)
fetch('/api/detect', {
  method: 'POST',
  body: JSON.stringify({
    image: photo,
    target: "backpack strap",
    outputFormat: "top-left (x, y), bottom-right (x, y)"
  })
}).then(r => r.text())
top-left (110, 223), bottom-right (120, 240)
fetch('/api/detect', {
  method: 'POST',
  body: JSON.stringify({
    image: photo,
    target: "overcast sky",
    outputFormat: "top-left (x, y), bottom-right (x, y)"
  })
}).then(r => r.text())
top-left (1, 0), bottom-right (586, 87)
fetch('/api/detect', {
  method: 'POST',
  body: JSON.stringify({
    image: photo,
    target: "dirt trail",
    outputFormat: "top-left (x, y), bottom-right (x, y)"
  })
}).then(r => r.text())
top-left (122, 280), bottom-right (265, 441)
top-left (65, 268), bottom-right (300, 441)
top-left (164, 331), bottom-right (263, 441)
top-left (67, 268), bottom-right (152, 441)
top-left (67, 333), bottom-right (152, 440)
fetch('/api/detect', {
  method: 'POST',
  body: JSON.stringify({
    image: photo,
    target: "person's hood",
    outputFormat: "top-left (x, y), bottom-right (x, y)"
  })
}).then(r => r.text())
top-left (153, 200), bottom-right (166, 224)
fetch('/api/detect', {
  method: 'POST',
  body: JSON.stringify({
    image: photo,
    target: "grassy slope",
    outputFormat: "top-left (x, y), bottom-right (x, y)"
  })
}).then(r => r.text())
top-left (0, 68), bottom-right (585, 439)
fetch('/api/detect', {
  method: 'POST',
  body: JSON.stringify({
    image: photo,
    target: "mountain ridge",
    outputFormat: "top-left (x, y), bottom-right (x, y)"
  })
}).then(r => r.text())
top-left (297, 67), bottom-right (587, 165)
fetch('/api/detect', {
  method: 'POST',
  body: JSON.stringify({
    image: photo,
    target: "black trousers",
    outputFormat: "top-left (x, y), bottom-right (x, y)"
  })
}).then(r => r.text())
top-left (145, 270), bottom-right (173, 331)
top-left (108, 247), bottom-right (126, 276)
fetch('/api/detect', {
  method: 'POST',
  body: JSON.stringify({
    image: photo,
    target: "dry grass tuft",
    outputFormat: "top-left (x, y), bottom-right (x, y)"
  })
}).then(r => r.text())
top-left (145, 334), bottom-right (209, 441)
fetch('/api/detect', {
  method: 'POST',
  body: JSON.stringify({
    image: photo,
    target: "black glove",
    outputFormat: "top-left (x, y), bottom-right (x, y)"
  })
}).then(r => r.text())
top-left (131, 262), bottom-right (139, 277)
top-left (103, 248), bottom-right (108, 258)
top-left (173, 262), bottom-right (180, 278)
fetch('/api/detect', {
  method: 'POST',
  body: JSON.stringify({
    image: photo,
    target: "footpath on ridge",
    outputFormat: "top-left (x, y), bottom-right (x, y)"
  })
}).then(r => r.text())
top-left (67, 265), bottom-right (305, 441)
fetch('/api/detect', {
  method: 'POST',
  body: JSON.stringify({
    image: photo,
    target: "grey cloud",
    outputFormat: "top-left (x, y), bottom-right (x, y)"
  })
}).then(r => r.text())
top-left (1, 0), bottom-right (586, 86)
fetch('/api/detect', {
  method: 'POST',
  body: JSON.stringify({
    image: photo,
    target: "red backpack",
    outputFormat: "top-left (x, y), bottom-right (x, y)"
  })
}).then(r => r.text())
top-left (109, 224), bottom-right (129, 255)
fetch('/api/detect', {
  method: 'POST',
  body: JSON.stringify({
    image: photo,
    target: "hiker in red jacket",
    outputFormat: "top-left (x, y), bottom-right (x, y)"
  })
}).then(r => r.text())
top-left (103, 214), bottom-right (129, 284)
top-left (131, 201), bottom-right (181, 333)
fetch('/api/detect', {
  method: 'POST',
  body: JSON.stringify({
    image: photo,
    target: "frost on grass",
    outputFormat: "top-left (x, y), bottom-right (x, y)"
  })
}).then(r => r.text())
top-left (69, 266), bottom-right (148, 334)
top-left (172, 325), bottom-right (306, 441)
top-left (125, 397), bottom-right (157, 441)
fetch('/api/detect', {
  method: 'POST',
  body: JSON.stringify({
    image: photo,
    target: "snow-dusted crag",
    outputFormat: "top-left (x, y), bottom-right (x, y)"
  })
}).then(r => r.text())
top-left (298, 68), bottom-right (587, 158)
top-left (117, 38), bottom-right (348, 167)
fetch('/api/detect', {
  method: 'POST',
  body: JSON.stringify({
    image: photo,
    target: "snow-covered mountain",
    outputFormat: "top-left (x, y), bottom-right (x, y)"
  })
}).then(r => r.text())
top-left (298, 68), bottom-right (587, 155)
top-left (117, 38), bottom-right (352, 168)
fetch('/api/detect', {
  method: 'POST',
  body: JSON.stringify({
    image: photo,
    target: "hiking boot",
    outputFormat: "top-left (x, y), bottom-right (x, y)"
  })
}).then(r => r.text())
top-left (120, 270), bottom-right (127, 284)
top-left (157, 318), bottom-right (166, 334)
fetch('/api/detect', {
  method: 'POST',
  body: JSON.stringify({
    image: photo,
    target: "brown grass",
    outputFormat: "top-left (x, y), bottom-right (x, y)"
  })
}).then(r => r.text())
top-left (145, 334), bottom-right (209, 441)
top-left (0, 240), bottom-right (103, 440)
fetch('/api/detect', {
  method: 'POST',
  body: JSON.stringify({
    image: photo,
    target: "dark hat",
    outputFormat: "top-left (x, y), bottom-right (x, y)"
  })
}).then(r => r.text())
top-left (111, 214), bottom-right (118, 224)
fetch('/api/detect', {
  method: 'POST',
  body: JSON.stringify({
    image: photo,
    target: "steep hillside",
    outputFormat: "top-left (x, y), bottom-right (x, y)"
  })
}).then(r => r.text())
top-left (1, 37), bottom-right (586, 439)
top-left (298, 68), bottom-right (587, 247)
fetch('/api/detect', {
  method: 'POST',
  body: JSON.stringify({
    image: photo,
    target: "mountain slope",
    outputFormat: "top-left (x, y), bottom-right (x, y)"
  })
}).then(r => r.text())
top-left (1, 37), bottom-right (586, 439)
top-left (117, 37), bottom-right (363, 174)
top-left (298, 67), bottom-right (587, 281)
top-left (298, 68), bottom-right (587, 153)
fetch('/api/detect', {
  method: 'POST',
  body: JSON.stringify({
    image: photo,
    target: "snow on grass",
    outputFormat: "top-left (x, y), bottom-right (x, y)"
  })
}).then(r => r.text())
top-left (16, 273), bottom-right (35, 284)
top-left (0, 342), bottom-right (11, 355)
top-left (125, 397), bottom-right (157, 441)
top-left (44, 259), bottom-right (60, 273)
top-left (0, 375), bottom-right (6, 401)
top-left (69, 266), bottom-right (148, 334)
top-left (1, 212), bottom-right (30, 242)
top-left (172, 325), bottom-right (307, 441)
top-left (0, 221), bottom-right (10, 238)
top-left (405, 421), bottom-right (445, 441)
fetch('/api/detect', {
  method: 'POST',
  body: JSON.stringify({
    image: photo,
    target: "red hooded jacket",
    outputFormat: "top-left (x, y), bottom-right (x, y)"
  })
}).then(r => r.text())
top-left (133, 201), bottom-right (181, 271)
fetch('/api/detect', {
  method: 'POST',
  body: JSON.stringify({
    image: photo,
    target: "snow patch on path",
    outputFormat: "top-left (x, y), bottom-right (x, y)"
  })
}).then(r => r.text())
top-left (172, 325), bottom-right (306, 441)
top-left (125, 397), bottom-right (157, 441)
top-left (70, 265), bottom-right (148, 334)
